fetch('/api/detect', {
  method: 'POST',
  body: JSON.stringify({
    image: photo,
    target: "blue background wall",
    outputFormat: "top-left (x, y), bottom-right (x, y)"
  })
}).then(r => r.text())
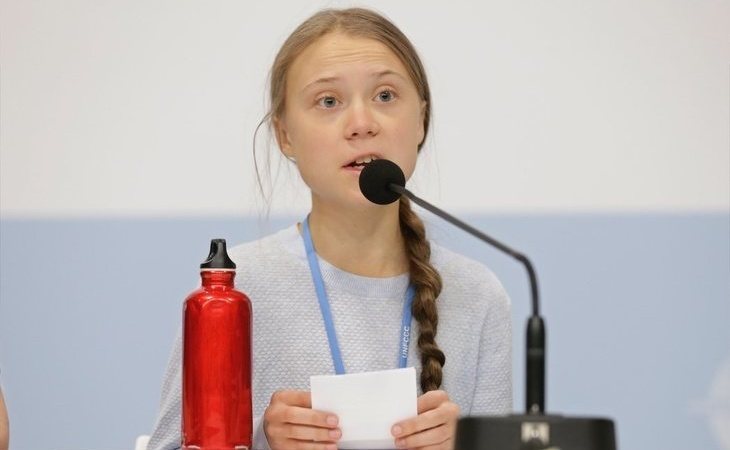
top-left (1, 213), bottom-right (728, 449)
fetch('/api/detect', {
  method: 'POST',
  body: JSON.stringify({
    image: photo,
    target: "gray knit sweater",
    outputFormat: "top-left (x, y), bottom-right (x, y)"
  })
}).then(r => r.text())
top-left (148, 224), bottom-right (512, 450)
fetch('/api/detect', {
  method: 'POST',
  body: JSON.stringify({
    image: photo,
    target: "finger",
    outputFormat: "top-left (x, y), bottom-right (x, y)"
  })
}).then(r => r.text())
top-left (394, 424), bottom-right (450, 449)
top-left (393, 401), bottom-right (459, 438)
top-left (283, 406), bottom-right (339, 429)
top-left (269, 390), bottom-right (339, 428)
top-left (271, 390), bottom-right (312, 408)
top-left (417, 390), bottom-right (449, 413)
top-left (285, 423), bottom-right (342, 442)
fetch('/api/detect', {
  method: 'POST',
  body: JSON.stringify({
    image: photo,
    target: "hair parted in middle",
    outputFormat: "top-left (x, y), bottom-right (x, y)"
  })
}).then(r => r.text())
top-left (263, 7), bottom-right (445, 393)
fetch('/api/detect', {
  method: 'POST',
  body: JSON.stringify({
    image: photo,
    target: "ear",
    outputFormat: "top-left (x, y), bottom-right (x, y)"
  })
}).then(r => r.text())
top-left (273, 116), bottom-right (294, 158)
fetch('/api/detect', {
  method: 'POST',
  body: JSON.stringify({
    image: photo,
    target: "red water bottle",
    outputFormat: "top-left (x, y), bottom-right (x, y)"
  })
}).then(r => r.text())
top-left (182, 239), bottom-right (252, 450)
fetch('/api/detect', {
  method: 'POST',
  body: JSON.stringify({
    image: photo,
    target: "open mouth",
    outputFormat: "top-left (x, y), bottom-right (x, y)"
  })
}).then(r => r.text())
top-left (344, 155), bottom-right (378, 169)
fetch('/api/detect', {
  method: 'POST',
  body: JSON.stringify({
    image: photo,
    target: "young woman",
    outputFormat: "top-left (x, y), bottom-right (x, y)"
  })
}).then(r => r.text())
top-left (149, 8), bottom-right (511, 450)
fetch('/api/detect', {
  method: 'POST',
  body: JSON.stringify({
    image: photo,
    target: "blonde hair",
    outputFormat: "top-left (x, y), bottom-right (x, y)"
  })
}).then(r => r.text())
top-left (261, 7), bottom-right (444, 392)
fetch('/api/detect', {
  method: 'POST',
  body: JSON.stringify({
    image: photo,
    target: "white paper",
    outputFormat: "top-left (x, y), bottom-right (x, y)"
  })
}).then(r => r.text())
top-left (310, 367), bottom-right (418, 449)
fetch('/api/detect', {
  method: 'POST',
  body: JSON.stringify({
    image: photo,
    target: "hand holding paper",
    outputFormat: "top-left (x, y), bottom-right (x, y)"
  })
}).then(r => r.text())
top-left (263, 390), bottom-right (341, 450)
top-left (391, 389), bottom-right (460, 450)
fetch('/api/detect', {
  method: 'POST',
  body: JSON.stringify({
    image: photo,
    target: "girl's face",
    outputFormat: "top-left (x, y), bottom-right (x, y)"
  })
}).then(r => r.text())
top-left (275, 32), bottom-right (426, 210)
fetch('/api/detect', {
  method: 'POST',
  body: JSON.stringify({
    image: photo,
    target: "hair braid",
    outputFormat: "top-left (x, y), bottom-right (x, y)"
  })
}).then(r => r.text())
top-left (399, 197), bottom-right (445, 392)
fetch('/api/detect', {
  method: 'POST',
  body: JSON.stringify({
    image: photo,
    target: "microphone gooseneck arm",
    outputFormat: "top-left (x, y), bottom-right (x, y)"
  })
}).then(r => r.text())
top-left (389, 183), bottom-right (546, 415)
top-left (390, 184), bottom-right (539, 314)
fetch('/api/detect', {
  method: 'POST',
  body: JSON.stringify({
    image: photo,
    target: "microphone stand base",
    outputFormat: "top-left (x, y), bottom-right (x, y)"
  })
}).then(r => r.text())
top-left (455, 414), bottom-right (617, 450)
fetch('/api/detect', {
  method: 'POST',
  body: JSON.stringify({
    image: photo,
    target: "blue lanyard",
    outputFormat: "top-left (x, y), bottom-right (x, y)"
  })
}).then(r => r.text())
top-left (301, 216), bottom-right (415, 375)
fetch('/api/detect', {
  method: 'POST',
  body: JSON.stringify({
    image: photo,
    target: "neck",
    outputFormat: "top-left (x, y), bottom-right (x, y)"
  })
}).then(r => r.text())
top-left (303, 198), bottom-right (409, 277)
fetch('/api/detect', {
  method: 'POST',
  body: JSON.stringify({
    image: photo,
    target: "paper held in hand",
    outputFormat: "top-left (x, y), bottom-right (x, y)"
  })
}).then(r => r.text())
top-left (310, 367), bottom-right (418, 449)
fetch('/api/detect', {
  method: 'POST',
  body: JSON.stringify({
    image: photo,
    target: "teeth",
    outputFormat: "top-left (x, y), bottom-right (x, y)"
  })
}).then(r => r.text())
top-left (354, 155), bottom-right (378, 164)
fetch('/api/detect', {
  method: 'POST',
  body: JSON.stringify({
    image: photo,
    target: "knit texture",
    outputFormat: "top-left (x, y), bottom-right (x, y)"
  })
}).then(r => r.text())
top-left (148, 224), bottom-right (512, 450)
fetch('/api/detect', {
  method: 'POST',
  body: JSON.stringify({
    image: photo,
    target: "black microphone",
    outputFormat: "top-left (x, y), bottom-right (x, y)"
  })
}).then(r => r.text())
top-left (360, 159), bottom-right (617, 450)
top-left (358, 158), bottom-right (405, 205)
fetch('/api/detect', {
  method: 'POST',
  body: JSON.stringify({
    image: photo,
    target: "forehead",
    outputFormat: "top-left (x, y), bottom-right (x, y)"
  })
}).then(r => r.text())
top-left (287, 32), bottom-right (410, 86)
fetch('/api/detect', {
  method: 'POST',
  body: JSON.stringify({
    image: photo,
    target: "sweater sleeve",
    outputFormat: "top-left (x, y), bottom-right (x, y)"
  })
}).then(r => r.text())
top-left (469, 275), bottom-right (513, 415)
top-left (252, 417), bottom-right (271, 450)
top-left (147, 331), bottom-right (182, 450)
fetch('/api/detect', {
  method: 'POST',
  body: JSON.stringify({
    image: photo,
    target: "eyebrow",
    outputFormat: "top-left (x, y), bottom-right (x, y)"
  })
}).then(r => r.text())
top-left (302, 70), bottom-right (408, 91)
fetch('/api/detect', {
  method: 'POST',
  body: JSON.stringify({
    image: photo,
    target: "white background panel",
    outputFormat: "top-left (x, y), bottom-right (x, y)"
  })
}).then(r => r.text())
top-left (1, 0), bottom-right (728, 217)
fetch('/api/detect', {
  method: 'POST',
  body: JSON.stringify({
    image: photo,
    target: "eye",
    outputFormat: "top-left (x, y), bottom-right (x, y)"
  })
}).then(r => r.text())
top-left (376, 89), bottom-right (396, 102)
top-left (317, 96), bottom-right (339, 108)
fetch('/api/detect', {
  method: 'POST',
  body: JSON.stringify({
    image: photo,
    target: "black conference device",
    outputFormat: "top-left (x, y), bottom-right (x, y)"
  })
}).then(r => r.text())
top-left (360, 159), bottom-right (617, 450)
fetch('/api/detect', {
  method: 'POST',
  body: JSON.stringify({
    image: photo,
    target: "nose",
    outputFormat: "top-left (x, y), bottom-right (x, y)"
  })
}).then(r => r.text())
top-left (344, 100), bottom-right (380, 139)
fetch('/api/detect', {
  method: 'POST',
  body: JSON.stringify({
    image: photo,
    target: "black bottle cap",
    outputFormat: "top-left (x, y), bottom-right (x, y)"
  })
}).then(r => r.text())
top-left (200, 239), bottom-right (236, 269)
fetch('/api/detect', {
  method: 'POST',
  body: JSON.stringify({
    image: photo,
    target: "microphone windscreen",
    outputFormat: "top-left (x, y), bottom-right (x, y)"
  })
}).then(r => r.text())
top-left (359, 159), bottom-right (405, 205)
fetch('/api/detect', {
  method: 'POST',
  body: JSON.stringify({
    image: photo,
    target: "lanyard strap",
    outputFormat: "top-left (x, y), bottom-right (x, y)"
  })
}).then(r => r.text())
top-left (301, 216), bottom-right (415, 374)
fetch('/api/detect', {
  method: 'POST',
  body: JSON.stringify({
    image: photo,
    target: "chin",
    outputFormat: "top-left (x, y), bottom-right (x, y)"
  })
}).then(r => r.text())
top-left (341, 193), bottom-right (398, 212)
top-left (313, 184), bottom-right (400, 213)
